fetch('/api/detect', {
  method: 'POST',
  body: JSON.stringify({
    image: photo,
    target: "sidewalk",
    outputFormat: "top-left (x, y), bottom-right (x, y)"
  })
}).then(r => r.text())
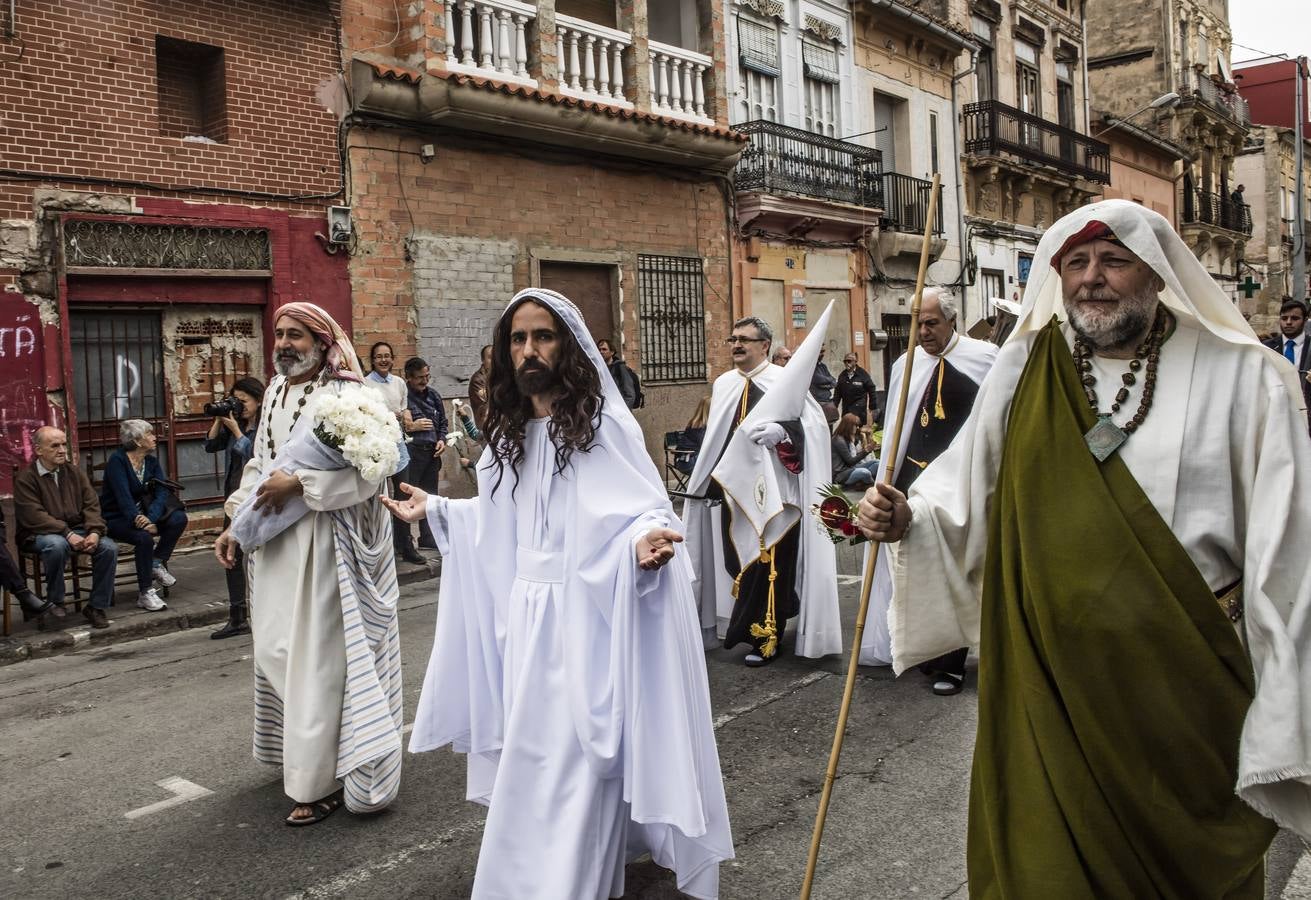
top-left (0, 546), bottom-right (439, 667)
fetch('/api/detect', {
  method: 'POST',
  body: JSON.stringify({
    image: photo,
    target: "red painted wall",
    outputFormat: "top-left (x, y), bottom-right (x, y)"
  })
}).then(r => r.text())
top-left (0, 295), bottom-right (62, 483)
top-left (1236, 60), bottom-right (1311, 131)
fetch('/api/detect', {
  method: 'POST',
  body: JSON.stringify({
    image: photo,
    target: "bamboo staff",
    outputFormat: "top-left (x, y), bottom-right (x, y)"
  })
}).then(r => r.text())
top-left (800, 173), bottom-right (941, 900)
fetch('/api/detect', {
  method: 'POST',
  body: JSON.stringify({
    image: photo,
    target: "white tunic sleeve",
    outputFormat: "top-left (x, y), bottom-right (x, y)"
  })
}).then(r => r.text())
top-left (1235, 365), bottom-right (1311, 838)
top-left (887, 338), bottom-right (1028, 675)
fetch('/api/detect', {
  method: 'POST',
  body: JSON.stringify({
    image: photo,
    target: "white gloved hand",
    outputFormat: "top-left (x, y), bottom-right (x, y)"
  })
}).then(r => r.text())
top-left (747, 422), bottom-right (788, 448)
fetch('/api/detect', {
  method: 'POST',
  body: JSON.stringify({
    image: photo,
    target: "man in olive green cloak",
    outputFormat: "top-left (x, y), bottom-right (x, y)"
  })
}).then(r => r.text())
top-left (857, 200), bottom-right (1311, 898)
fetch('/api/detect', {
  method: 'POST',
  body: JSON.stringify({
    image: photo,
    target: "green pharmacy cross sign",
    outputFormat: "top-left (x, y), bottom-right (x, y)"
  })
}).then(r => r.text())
top-left (1238, 275), bottom-right (1262, 299)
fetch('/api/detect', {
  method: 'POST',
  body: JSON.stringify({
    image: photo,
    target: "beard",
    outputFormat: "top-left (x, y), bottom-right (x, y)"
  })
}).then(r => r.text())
top-left (274, 342), bottom-right (324, 378)
top-left (1065, 285), bottom-right (1160, 352)
top-left (514, 360), bottom-right (560, 397)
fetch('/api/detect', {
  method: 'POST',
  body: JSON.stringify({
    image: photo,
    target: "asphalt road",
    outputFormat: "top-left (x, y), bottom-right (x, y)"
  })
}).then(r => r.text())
top-left (1, 573), bottom-right (1306, 899)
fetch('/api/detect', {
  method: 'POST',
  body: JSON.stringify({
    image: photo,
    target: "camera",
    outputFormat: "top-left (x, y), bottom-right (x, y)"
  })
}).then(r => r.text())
top-left (204, 396), bottom-right (244, 418)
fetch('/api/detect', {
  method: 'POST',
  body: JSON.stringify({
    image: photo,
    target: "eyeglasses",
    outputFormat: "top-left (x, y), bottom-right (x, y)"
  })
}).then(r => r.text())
top-left (724, 336), bottom-right (768, 345)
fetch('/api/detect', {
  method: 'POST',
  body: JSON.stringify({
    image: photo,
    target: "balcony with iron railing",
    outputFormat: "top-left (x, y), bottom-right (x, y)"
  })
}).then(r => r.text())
top-left (733, 120), bottom-right (884, 208)
top-left (1177, 68), bottom-right (1251, 129)
top-left (1181, 187), bottom-right (1253, 236)
top-left (879, 172), bottom-right (943, 235)
top-left (962, 101), bottom-right (1111, 184)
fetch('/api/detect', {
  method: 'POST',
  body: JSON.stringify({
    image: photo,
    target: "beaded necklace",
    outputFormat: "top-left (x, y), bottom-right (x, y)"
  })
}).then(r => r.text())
top-left (1072, 305), bottom-right (1171, 462)
top-left (267, 374), bottom-right (322, 460)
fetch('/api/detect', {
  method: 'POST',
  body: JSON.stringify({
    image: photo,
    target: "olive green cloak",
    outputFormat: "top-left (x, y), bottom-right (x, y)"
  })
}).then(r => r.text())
top-left (968, 320), bottom-right (1276, 898)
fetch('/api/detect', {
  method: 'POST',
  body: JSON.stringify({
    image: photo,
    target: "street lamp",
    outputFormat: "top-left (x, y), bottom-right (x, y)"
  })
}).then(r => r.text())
top-left (1092, 92), bottom-right (1182, 139)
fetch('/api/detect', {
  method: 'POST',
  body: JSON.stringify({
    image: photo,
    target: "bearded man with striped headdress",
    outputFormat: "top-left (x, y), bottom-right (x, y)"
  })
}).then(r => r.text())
top-left (215, 302), bottom-right (404, 827)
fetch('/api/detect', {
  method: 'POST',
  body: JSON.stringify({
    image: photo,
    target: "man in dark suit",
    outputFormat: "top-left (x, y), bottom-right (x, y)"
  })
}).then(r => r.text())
top-left (1263, 299), bottom-right (1311, 432)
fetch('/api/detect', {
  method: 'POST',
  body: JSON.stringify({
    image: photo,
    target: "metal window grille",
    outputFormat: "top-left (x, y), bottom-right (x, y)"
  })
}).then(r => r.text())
top-left (637, 254), bottom-right (706, 384)
top-left (738, 18), bottom-right (780, 77)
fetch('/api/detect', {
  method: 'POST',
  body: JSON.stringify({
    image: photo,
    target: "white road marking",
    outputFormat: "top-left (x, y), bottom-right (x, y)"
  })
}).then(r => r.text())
top-left (836, 575), bottom-right (864, 585)
top-left (1282, 846), bottom-right (1311, 899)
top-left (288, 818), bottom-right (486, 899)
top-left (69, 628), bottom-right (92, 646)
top-left (712, 670), bottom-right (831, 730)
top-left (401, 722), bottom-right (413, 735)
top-left (123, 776), bottom-right (215, 820)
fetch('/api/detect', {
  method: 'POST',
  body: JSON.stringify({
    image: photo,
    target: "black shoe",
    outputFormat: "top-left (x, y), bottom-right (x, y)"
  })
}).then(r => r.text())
top-left (400, 548), bottom-right (425, 565)
top-left (211, 618), bottom-right (251, 640)
top-left (932, 674), bottom-right (964, 696)
top-left (83, 606), bottom-right (110, 629)
top-left (17, 589), bottom-right (53, 620)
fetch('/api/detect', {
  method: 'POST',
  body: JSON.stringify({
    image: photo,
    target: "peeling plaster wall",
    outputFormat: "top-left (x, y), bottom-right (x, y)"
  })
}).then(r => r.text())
top-left (161, 309), bottom-right (265, 418)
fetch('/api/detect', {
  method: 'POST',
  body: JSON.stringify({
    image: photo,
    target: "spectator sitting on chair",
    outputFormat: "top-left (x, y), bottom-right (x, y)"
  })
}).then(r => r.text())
top-left (13, 426), bottom-right (119, 629)
top-left (832, 413), bottom-right (877, 489)
top-left (203, 377), bottom-right (264, 639)
top-left (0, 504), bottom-right (64, 630)
top-left (100, 419), bottom-right (188, 612)
top-left (674, 396), bottom-right (711, 475)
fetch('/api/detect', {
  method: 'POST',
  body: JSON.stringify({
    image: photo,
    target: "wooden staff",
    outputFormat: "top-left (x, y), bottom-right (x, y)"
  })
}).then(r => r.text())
top-left (800, 173), bottom-right (941, 900)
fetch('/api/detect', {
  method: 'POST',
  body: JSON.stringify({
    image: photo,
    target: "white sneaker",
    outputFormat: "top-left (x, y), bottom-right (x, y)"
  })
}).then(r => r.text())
top-left (152, 563), bottom-right (177, 587)
top-left (137, 588), bottom-right (167, 611)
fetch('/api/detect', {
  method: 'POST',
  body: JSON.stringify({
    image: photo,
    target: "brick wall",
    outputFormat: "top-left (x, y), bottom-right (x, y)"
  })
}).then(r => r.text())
top-left (0, 0), bottom-right (343, 219)
top-left (347, 128), bottom-right (735, 473)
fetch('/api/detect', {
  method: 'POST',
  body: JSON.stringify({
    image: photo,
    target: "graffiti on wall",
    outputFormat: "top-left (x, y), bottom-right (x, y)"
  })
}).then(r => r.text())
top-left (0, 299), bottom-right (54, 489)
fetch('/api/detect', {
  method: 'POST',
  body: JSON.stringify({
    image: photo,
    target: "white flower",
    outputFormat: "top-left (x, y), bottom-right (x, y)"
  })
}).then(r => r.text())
top-left (309, 384), bottom-right (402, 482)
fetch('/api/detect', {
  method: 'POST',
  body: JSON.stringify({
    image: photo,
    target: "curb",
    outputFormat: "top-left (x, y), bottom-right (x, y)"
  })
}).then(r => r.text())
top-left (0, 564), bottom-right (439, 668)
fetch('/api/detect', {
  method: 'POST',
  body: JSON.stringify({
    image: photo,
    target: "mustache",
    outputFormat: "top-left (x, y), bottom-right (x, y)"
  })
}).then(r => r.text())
top-left (1075, 289), bottom-right (1122, 302)
top-left (517, 360), bottom-right (548, 373)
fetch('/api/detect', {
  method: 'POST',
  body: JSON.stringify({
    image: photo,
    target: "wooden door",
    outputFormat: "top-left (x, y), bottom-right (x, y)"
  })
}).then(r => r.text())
top-left (539, 261), bottom-right (618, 350)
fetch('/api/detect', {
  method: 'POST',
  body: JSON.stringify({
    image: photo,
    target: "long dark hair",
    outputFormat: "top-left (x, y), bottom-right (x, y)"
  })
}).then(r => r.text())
top-left (483, 299), bottom-right (604, 494)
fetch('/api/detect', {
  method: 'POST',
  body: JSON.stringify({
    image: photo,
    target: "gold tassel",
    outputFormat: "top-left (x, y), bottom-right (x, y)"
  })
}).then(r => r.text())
top-left (933, 358), bottom-right (947, 420)
top-left (748, 541), bottom-right (779, 658)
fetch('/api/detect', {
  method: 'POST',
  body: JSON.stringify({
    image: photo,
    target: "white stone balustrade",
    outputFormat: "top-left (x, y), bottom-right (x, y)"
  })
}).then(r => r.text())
top-left (555, 14), bottom-right (633, 108)
top-left (648, 40), bottom-right (713, 125)
top-left (439, 0), bottom-right (537, 87)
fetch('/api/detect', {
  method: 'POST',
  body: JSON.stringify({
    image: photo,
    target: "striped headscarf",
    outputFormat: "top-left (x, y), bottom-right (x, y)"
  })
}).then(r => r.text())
top-left (274, 301), bottom-right (364, 382)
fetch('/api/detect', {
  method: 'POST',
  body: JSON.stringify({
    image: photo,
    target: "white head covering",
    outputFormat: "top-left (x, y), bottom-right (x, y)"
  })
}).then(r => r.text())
top-left (1016, 199), bottom-right (1304, 403)
top-left (494, 287), bottom-right (664, 495)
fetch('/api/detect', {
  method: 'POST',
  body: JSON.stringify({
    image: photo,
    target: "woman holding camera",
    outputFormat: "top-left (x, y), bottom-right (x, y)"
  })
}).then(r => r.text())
top-left (203, 377), bottom-right (264, 639)
top-left (101, 419), bottom-right (190, 611)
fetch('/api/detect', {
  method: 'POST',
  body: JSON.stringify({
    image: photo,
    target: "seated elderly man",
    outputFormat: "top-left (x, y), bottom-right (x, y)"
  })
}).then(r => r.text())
top-left (100, 419), bottom-right (187, 611)
top-left (14, 427), bottom-right (119, 629)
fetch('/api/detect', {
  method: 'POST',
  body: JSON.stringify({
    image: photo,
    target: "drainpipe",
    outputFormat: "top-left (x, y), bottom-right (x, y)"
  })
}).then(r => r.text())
top-left (1080, 0), bottom-right (1091, 133)
top-left (952, 52), bottom-right (978, 313)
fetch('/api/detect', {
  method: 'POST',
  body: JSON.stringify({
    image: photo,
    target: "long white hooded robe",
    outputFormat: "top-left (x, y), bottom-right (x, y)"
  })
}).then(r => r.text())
top-left (858, 333), bottom-right (997, 666)
top-left (683, 337), bottom-right (842, 660)
top-left (886, 199), bottom-right (1311, 837)
top-left (408, 289), bottom-right (733, 900)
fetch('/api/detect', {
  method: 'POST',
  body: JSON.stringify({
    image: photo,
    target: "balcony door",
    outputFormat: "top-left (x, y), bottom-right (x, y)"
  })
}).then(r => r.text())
top-left (872, 93), bottom-right (898, 174)
top-left (1015, 43), bottom-right (1041, 152)
top-left (1056, 62), bottom-right (1076, 165)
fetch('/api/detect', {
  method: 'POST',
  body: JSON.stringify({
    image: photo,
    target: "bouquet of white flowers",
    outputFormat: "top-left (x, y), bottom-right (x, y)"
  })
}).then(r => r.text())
top-left (230, 382), bottom-right (407, 549)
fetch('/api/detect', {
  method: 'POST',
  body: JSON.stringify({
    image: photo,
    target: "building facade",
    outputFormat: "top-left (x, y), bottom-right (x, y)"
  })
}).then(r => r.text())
top-left (852, 0), bottom-right (968, 385)
top-left (345, 0), bottom-right (743, 471)
top-left (0, 0), bottom-right (349, 502)
top-left (1086, 0), bottom-right (1252, 298)
top-left (1234, 127), bottom-right (1311, 329)
top-left (1095, 111), bottom-right (1190, 227)
top-left (723, 0), bottom-right (883, 379)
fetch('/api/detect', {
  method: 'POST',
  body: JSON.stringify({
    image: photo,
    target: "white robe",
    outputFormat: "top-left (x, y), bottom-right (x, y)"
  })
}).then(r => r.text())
top-left (683, 362), bottom-right (842, 658)
top-left (228, 377), bottom-right (401, 808)
top-left (858, 333), bottom-right (997, 666)
top-left (410, 418), bottom-right (733, 900)
top-left (888, 318), bottom-right (1311, 837)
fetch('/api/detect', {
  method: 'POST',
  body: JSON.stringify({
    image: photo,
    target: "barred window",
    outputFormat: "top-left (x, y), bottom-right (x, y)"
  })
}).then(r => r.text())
top-left (637, 254), bottom-right (707, 383)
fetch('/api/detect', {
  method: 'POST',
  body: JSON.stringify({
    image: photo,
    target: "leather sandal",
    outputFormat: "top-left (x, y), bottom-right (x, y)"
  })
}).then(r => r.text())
top-left (285, 790), bottom-right (344, 827)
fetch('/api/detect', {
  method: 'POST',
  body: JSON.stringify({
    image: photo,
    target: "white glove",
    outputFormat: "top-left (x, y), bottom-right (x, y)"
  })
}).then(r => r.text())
top-left (748, 422), bottom-right (788, 448)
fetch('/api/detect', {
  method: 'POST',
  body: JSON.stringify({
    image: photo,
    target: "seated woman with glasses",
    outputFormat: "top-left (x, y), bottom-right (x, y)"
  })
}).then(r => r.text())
top-left (831, 413), bottom-right (877, 489)
top-left (100, 419), bottom-right (189, 612)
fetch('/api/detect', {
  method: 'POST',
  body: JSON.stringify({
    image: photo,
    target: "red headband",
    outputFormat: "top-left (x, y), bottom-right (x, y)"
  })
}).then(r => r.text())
top-left (1050, 221), bottom-right (1125, 270)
